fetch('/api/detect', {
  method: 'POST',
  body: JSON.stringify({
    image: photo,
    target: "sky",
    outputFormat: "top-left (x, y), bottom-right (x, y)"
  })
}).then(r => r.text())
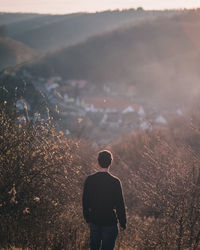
top-left (0, 0), bottom-right (200, 14)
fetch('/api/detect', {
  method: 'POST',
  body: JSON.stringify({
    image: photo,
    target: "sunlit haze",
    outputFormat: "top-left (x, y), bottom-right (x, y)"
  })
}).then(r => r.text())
top-left (1, 0), bottom-right (200, 14)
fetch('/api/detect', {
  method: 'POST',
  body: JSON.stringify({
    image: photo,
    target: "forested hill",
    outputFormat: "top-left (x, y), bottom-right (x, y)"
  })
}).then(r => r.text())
top-left (0, 13), bottom-right (38, 25)
top-left (0, 37), bottom-right (37, 70)
top-left (2, 9), bottom-right (176, 52)
top-left (23, 10), bottom-right (200, 103)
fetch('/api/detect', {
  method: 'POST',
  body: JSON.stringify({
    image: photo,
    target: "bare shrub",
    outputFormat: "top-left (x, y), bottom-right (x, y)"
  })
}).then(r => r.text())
top-left (112, 109), bottom-right (200, 249)
top-left (0, 104), bottom-right (94, 248)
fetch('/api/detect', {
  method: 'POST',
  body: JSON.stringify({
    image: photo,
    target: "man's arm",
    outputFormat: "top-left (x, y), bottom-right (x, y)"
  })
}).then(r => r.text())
top-left (82, 177), bottom-right (90, 223)
top-left (115, 180), bottom-right (126, 229)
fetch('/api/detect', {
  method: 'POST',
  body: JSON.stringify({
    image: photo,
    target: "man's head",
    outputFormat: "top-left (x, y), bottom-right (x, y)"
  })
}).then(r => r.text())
top-left (98, 150), bottom-right (113, 168)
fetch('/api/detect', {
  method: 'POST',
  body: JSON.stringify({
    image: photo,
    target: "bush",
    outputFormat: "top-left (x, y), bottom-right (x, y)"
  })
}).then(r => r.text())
top-left (111, 107), bottom-right (200, 249)
top-left (0, 104), bottom-right (95, 249)
top-left (1, 100), bottom-right (200, 249)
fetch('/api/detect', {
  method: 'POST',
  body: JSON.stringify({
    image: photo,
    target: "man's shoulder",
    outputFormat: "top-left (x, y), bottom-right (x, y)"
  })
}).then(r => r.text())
top-left (87, 172), bottom-right (99, 178)
top-left (85, 172), bottom-right (121, 183)
top-left (108, 173), bottom-right (121, 183)
top-left (84, 172), bottom-right (98, 182)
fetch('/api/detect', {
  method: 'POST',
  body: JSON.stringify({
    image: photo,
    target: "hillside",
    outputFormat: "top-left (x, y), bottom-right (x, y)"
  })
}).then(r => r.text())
top-left (1, 10), bottom-right (200, 250)
top-left (23, 10), bottom-right (200, 104)
top-left (0, 37), bottom-right (37, 70)
top-left (0, 13), bottom-right (38, 25)
top-left (5, 10), bottom-right (176, 52)
top-left (2, 10), bottom-right (200, 144)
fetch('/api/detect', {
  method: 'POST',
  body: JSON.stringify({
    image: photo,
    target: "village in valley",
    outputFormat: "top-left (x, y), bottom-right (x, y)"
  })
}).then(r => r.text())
top-left (18, 70), bottom-right (184, 145)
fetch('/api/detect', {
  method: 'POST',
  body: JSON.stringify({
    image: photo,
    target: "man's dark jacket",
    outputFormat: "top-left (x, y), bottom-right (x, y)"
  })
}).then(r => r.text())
top-left (82, 171), bottom-right (126, 229)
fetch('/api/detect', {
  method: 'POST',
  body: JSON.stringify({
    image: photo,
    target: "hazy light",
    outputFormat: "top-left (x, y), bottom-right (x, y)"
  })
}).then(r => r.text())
top-left (0, 0), bottom-right (200, 14)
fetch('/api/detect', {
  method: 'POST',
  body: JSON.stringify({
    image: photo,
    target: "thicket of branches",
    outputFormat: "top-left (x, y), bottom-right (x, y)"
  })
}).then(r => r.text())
top-left (0, 105), bottom-right (95, 249)
top-left (111, 103), bottom-right (200, 249)
top-left (1, 101), bottom-right (200, 249)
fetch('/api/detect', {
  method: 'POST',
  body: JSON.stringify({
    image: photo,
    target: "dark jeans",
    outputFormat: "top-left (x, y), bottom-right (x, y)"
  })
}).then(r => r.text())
top-left (89, 223), bottom-right (118, 250)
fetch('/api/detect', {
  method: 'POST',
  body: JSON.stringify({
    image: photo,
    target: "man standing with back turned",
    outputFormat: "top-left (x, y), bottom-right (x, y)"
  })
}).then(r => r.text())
top-left (82, 150), bottom-right (126, 250)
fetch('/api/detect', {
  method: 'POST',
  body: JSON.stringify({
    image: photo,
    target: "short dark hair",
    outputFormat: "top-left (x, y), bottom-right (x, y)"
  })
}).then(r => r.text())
top-left (98, 150), bottom-right (113, 168)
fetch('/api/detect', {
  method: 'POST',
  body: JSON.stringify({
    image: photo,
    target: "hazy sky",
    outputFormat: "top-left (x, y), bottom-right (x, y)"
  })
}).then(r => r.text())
top-left (1, 0), bottom-right (200, 14)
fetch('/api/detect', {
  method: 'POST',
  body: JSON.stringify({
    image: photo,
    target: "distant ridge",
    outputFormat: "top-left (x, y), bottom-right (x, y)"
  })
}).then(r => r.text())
top-left (22, 10), bottom-right (200, 103)
top-left (5, 10), bottom-right (177, 52)
top-left (24, 11), bottom-right (200, 79)
top-left (0, 13), bottom-right (39, 25)
top-left (0, 37), bottom-right (38, 70)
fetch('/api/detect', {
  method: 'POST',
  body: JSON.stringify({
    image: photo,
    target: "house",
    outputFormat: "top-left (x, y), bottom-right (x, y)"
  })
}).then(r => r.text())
top-left (138, 106), bottom-right (145, 116)
top-left (81, 96), bottom-right (142, 128)
top-left (16, 99), bottom-right (30, 111)
top-left (82, 96), bottom-right (140, 113)
top-left (140, 121), bottom-right (151, 130)
top-left (122, 106), bottom-right (135, 114)
top-left (67, 79), bottom-right (88, 88)
top-left (176, 109), bottom-right (183, 116)
top-left (45, 83), bottom-right (59, 92)
top-left (101, 112), bottom-right (122, 127)
top-left (64, 94), bottom-right (74, 103)
top-left (45, 76), bottom-right (62, 92)
top-left (56, 85), bottom-right (73, 93)
top-left (155, 116), bottom-right (167, 124)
